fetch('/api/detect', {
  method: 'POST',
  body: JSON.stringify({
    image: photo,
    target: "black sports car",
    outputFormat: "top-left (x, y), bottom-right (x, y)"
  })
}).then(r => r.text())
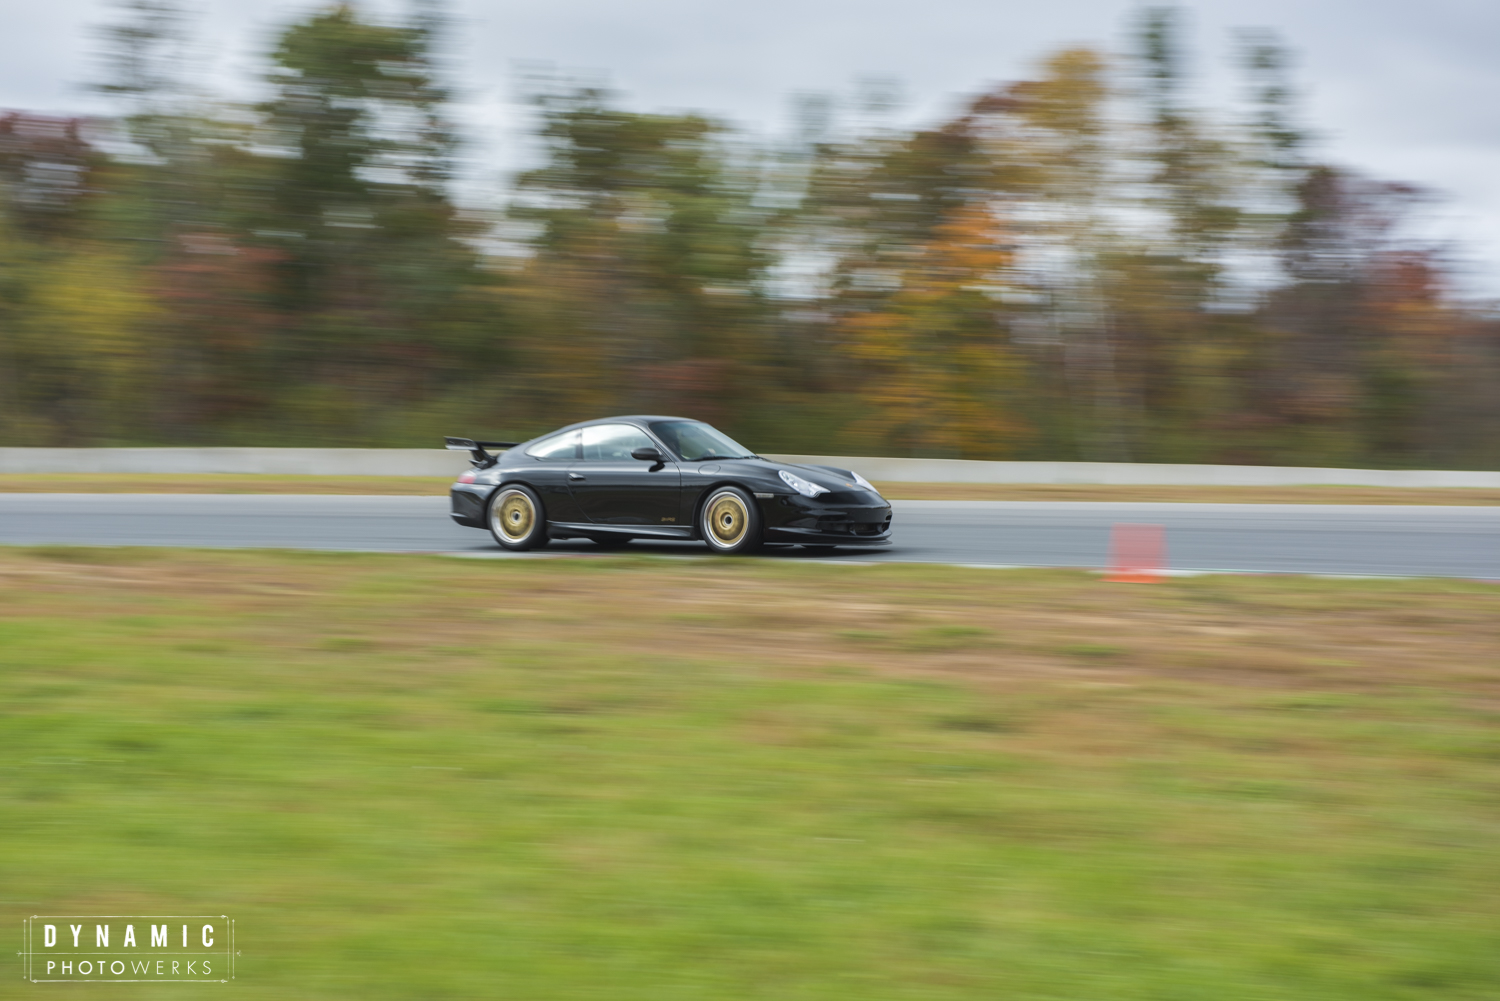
top-left (445, 417), bottom-right (892, 553)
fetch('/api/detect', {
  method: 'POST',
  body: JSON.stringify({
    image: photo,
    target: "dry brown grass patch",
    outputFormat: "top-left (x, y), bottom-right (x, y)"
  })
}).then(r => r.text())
top-left (3, 548), bottom-right (1496, 706)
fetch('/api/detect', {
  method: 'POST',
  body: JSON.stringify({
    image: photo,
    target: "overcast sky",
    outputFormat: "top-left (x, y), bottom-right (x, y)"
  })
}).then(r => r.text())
top-left (4, 0), bottom-right (1498, 295)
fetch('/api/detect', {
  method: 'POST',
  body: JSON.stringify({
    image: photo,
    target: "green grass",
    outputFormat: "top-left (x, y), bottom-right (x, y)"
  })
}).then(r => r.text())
top-left (1, 549), bottom-right (1497, 999)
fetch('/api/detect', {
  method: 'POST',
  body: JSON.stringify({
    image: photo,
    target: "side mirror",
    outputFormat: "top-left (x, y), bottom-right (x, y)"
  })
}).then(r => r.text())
top-left (631, 446), bottom-right (666, 471)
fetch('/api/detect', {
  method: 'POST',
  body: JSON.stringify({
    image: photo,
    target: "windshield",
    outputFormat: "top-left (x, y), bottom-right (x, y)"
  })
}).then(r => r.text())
top-left (650, 421), bottom-right (755, 462)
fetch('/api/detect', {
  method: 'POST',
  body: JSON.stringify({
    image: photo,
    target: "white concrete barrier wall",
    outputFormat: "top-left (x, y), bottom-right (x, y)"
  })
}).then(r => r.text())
top-left (0, 448), bottom-right (471, 477)
top-left (1, 447), bottom-right (1497, 488)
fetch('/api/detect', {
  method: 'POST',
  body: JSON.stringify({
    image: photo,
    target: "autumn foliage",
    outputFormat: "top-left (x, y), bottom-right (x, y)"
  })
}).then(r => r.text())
top-left (0, 4), bottom-right (1495, 469)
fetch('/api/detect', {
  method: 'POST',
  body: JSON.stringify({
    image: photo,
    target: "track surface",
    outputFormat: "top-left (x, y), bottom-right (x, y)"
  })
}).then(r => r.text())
top-left (2, 494), bottom-right (1496, 578)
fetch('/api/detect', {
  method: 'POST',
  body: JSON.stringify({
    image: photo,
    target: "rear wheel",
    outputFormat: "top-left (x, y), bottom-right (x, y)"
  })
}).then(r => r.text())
top-left (699, 487), bottom-right (762, 555)
top-left (488, 485), bottom-right (549, 551)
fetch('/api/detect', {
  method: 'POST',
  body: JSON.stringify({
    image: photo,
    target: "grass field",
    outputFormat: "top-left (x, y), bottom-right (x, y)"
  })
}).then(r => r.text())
top-left (2, 472), bottom-right (1498, 505)
top-left (3, 548), bottom-right (1498, 999)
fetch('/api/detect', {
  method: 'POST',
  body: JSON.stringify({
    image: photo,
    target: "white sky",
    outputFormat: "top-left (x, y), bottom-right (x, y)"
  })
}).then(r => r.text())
top-left (4, 0), bottom-right (1498, 296)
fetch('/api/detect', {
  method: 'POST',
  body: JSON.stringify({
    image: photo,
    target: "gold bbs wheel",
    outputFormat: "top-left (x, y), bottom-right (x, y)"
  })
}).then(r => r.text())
top-left (497, 491), bottom-right (534, 541)
top-left (488, 486), bottom-right (546, 550)
top-left (701, 488), bottom-right (760, 554)
top-left (707, 494), bottom-right (747, 546)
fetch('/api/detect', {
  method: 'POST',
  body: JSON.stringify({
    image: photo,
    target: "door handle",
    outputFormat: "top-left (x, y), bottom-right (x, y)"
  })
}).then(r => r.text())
top-left (568, 473), bottom-right (586, 481)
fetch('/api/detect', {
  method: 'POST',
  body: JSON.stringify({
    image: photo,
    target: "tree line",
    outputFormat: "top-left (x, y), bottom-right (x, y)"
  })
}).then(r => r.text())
top-left (1, 1), bottom-right (1496, 468)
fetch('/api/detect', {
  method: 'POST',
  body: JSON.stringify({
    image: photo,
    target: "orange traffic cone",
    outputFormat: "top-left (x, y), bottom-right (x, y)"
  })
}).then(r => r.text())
top-left (1105, 523), bottom-right (1165, 583)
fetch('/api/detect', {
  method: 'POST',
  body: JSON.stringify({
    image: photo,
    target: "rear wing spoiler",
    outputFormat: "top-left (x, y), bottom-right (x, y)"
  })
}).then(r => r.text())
top-left (445, 436), bottom-right (519, 469)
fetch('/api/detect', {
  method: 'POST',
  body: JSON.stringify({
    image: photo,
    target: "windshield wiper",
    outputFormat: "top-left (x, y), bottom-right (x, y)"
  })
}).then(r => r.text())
top-left (692, 454), bottom-right (757, 461)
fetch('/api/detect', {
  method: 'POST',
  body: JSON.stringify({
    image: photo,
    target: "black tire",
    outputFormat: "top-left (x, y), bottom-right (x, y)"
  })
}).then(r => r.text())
top-left (699, 486), bottom-right (763, 555)
top-left (487, 485), bottom-right (549, 551)
top-left (590, 535), bottom-right (633, 549)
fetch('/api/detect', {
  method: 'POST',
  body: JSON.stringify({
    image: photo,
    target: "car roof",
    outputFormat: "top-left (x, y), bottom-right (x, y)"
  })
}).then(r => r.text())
top-left (550, 415), bottom-right (698, 433)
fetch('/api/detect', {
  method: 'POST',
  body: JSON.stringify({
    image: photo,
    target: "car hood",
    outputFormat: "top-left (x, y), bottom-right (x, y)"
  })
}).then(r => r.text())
top-left (691, 457), bottom-right (874, 495)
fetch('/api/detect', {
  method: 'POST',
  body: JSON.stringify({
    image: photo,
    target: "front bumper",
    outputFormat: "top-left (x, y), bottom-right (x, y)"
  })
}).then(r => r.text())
top-left (760, 492), bottom-right (893, 545)
top-left (764, 527), bottom-right (893, 545)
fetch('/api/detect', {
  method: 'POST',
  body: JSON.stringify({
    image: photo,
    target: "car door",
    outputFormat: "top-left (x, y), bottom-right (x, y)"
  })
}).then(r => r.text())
top-left (569, 424), bottom-right (682, 526)
top-left (515, 429), bottom-right (584, 523)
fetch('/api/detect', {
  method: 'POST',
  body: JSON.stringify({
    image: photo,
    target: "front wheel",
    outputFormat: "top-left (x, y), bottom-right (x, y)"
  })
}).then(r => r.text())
top-left (488, 485), bottom-right (549, 551)
top-left (699, 487), bottom-right (763, 555)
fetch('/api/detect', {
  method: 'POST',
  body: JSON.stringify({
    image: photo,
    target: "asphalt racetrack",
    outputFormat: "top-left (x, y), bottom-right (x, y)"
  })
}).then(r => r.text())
top-left (1, 494), bottom-right (1496, 578)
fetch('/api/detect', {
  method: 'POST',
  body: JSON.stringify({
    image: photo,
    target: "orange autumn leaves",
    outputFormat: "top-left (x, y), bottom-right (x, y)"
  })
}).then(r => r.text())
top-left (838, 205), bottom-right (1028, 459)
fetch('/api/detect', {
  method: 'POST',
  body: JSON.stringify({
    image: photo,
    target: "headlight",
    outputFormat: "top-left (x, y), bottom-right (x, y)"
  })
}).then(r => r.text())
top-left (851, 470), bottom-right (879, 494)
top-left (779, 469), bottom-right (830, 498)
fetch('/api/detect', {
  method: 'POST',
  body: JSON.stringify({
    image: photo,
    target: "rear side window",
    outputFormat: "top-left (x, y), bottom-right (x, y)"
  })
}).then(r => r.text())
top-left (525, 430), bottom-right (579, 460)
top-left (581, 424), bottom-right (656, 462)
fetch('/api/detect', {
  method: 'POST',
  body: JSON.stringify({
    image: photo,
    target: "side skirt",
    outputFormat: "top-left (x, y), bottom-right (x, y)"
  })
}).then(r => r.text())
top-left (548, 521), bottom-right (695, 540)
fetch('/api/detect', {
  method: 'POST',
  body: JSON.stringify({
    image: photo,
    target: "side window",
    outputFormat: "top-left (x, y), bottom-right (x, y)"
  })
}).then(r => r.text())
top-left (525, 430), bottom-right (579, 460)
top-left (581, 424), bottom-right (656, 462)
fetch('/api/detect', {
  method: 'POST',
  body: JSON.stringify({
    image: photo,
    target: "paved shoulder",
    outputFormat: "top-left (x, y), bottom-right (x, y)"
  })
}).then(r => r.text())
top-left (887, 500), bottom-right (1499, 576)
top-left (0, 493), bottom-right (478, 552)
